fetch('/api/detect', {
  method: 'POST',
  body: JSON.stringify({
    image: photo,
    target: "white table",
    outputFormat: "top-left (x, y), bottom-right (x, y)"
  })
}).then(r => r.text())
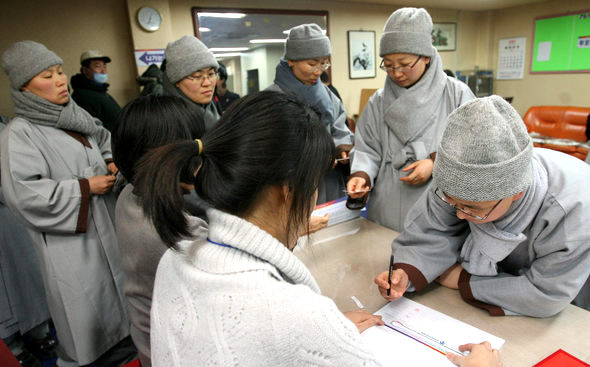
top-left (295, 218), bottom-right (590, 366)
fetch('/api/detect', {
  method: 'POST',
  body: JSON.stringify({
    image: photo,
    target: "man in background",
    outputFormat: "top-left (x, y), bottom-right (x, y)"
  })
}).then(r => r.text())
top-left (71, 50), bottom-right (121, 131)
top-left (213, 62), bottom-right (239, 114)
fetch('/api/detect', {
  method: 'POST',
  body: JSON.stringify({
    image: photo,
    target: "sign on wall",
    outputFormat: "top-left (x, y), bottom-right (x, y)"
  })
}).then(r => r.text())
top-left (134, 49), bottom-right (165, 67)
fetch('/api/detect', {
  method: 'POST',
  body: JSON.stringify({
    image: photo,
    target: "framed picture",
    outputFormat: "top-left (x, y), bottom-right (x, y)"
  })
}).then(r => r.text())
top-left (432, 23), bottom-right (456, 51)
top-left (347, 30), bottom-right (376, 79)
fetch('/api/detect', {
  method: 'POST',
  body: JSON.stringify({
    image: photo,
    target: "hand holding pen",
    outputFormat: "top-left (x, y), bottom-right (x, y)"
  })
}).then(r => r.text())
top-left (374, 263), bottom-right (409, 301)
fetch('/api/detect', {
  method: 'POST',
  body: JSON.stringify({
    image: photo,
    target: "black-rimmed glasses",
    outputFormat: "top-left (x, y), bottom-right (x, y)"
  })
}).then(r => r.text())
top-left (379, 56), bottom-right (422, 73)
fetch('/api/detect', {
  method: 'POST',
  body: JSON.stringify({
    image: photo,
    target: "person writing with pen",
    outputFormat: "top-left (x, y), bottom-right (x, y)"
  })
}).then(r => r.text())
top-left (375, 96), bottom-right (590, 324)
top-left (128, 90), bottom-right (499, 367)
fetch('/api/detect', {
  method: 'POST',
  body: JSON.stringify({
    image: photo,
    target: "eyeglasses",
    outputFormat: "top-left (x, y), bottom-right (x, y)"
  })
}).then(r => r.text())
top-left (379, 56), bottom-right (422, 73)
top-left (184, 71), bottom-right (218, 84)
top-left (434, 187), bottom-right (503, 221)
top-left (310, 63), bottom-right (331, 73)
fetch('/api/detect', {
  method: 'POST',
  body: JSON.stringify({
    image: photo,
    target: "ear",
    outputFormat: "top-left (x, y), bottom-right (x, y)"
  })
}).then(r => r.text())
top-left (424, 56), bottom-right (431, 65)
top-left (21, 84), bottom-right (30, 92)
top-left (512, 191), bottom-right (524, 201)
top-left (281, 185), bottom-right (291, 202)
top-left (81, 66), bottom-right (91, 78)
top-left (287, 60), bottom-right (295, 68)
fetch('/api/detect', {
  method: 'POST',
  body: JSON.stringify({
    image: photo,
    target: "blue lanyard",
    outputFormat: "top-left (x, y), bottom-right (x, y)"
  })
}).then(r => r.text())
top-left (206, 237), bottom-right (235, 249)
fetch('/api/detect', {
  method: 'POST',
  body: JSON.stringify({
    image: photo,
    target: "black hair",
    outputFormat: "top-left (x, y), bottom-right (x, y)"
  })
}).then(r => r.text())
top-left (111, 94), bottom-right (205, 184)
top-left (217, 62), bottom-right (228, 81)
top-left (134, 91), bottom-right (335, 247)
top-left (320, 71), bottom-right (329, 83)
top-left (444, 69), bottom-right (455, 78)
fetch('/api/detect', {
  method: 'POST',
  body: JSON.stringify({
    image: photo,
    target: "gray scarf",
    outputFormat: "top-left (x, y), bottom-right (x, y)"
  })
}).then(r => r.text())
top-left (381, 52), bottom-right (447, 167)
top-left (274, 59), bottom-right (335, 128)
top-left (460, 158), bottom-right (548, 276)
top-left (11, 89), bottom-right (99, 136)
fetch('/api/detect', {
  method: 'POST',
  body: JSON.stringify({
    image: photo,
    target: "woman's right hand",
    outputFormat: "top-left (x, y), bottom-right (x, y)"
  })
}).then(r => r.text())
top-left (446, 342), bottom-right (502, 367)
top-left (374, 269), bottom-right (409, 301)
top-left (347, 177), bottom-right (369, 198)
top-left (88, 175), bottom-right (116, 195)
top-left (343, 310), bottom-right (384, 333)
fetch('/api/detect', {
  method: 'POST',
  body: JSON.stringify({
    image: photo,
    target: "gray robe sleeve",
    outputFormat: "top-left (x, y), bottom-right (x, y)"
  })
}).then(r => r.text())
top-left (448, 77), bottom-right (476, 109)
top-left (350, 92), bottom-right (384, 186)
top-left (392, 187), bottom-right (470, 289)
top-left (93, 125), bottom-right (112, 161)
top-left (464, 205), bottom-right (590, 318)
top-left (1, 125), bottom-right (89, 234)
top-left (327, 88), bottom-right (353, 147)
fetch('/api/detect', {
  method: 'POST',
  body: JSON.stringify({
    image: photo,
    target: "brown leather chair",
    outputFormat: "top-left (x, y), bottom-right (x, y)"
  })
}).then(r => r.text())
top-left (523, 106), bottom-right (590, 160)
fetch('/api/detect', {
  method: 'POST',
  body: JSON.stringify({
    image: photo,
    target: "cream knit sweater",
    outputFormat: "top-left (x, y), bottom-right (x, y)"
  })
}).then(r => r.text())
top-left (151, 208), bottom-right (381, 366)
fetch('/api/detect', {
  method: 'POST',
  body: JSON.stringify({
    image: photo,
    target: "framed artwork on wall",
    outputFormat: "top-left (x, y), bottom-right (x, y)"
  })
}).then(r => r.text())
top-left (432, 23), bottom-right (456, 51)
top-left (347, 30), bottom-right (376, 79)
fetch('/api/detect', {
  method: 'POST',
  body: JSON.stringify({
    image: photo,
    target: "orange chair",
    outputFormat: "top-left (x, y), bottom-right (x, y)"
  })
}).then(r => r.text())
top-left (523, 106), bottom-right (590, 160)
top-left (352, 88), bottom-right (378, 122)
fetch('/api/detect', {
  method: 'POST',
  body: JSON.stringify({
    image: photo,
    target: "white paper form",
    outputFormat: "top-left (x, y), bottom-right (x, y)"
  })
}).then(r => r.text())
top-left (361, 297), bottom-right (505, 366)
top-left (311, 197), bottom-right (362, 227)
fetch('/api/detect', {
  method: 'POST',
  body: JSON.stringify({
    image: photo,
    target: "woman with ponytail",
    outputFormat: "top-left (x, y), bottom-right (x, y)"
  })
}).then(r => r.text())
top-left (111, 94), bottom-right (207, 367)
top-left (133, 91), bottom-right (384, 366)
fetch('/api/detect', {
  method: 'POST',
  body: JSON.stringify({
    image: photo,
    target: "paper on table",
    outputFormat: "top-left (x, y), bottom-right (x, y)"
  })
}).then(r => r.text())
top-left (361, 297), bottom-right (505, 367)
top-left (311, 197), bottom-right (362, 227)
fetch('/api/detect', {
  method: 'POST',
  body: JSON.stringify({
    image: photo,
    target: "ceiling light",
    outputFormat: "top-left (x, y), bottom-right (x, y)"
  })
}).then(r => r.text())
top-left (249, 39), bottom-right (286, 44)
top-left (199, 12), bottom-right (246, 19)
top-left (199, 27), bottom-right (211, 32)
top-left (208, 47), bottom-right (249, 52)
top-left (213, 52), bottom-right (243, 58)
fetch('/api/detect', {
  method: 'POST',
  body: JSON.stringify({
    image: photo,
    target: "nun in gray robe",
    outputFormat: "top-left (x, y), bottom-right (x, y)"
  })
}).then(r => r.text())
top-left (0, 123), bottom-right (52, 347)
top-left (267, 24), bottom-right (354, 204)
top-left (349, 8), bottom-right (474, 231)
top-left (0, 41), bottom-right (130, 366)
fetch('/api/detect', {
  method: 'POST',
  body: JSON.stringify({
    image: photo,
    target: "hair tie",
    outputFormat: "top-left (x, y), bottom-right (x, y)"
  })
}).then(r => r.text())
top-left (194, 139), bottom-right (203, 155)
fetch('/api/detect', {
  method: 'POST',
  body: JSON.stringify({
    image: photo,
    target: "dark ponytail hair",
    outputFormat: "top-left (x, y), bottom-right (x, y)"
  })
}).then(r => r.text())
top-left (134, 91), bottom-right (335, 247)
top-left (112, 94), bottom-right (205, 183)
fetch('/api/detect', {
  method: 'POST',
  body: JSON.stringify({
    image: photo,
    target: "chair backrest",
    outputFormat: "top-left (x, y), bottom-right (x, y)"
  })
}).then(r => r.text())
top-left (523, 106), bottom-right (590, 142)
top-left (358, 88), bottom-right (378, 117)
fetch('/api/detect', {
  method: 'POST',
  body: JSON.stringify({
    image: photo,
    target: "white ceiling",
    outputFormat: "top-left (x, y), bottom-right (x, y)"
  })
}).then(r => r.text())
top-left (328, 0), bottom-right (549, 11)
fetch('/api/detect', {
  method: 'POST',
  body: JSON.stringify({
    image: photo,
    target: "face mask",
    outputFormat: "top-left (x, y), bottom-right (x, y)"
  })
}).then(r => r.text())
top-left (93, 73), bottom-right (108, 84)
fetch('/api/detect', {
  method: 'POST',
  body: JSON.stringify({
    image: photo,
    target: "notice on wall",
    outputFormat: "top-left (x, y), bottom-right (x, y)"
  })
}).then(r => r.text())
top-left (134, 49), bottom-right (165, 67)
top-left (497, 37), bottom-right (526, 80)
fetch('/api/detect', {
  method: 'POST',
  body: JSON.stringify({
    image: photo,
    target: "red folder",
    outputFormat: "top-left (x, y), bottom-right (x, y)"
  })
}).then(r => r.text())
top-left (533, 349), bottom-right (590, 367)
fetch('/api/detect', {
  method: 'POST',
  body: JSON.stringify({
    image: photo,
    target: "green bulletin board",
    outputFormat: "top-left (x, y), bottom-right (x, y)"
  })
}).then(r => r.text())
top-left (531, 10), bottom-right (590, 73)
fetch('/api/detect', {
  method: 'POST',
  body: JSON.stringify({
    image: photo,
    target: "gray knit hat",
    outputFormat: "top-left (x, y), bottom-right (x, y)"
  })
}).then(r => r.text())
top-left (284, 24), bottom-right (331, 60)
top-left (1, 40), bottom-right (63, 89)
top-left (380, 7), bottom-right (434, 57)
top-left (433, 95), bottom-right (533, 202)
top-left (165, 35), bottom-right (218, 84)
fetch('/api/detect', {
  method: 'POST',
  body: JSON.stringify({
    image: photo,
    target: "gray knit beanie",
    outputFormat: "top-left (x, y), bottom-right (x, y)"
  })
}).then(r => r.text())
top-left (1, 40), bottom-right (63, 89)
top-left (165, 35), bottom-right (218, 84)
top-left (284, 24), bottom-right (331, 60)
top-left (380, 7), bottom-right (434, 57)
top-left (433, 95), bottom-right (533, 202)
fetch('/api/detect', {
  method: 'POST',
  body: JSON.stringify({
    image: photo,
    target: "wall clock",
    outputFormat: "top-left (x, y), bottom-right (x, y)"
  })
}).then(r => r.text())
top-left (137, 6), bottom-right (162, 32)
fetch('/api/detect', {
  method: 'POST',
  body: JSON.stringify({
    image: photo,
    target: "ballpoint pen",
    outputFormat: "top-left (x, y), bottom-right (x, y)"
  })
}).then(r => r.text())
top-left (387, 253), bottom-right (394, 297)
